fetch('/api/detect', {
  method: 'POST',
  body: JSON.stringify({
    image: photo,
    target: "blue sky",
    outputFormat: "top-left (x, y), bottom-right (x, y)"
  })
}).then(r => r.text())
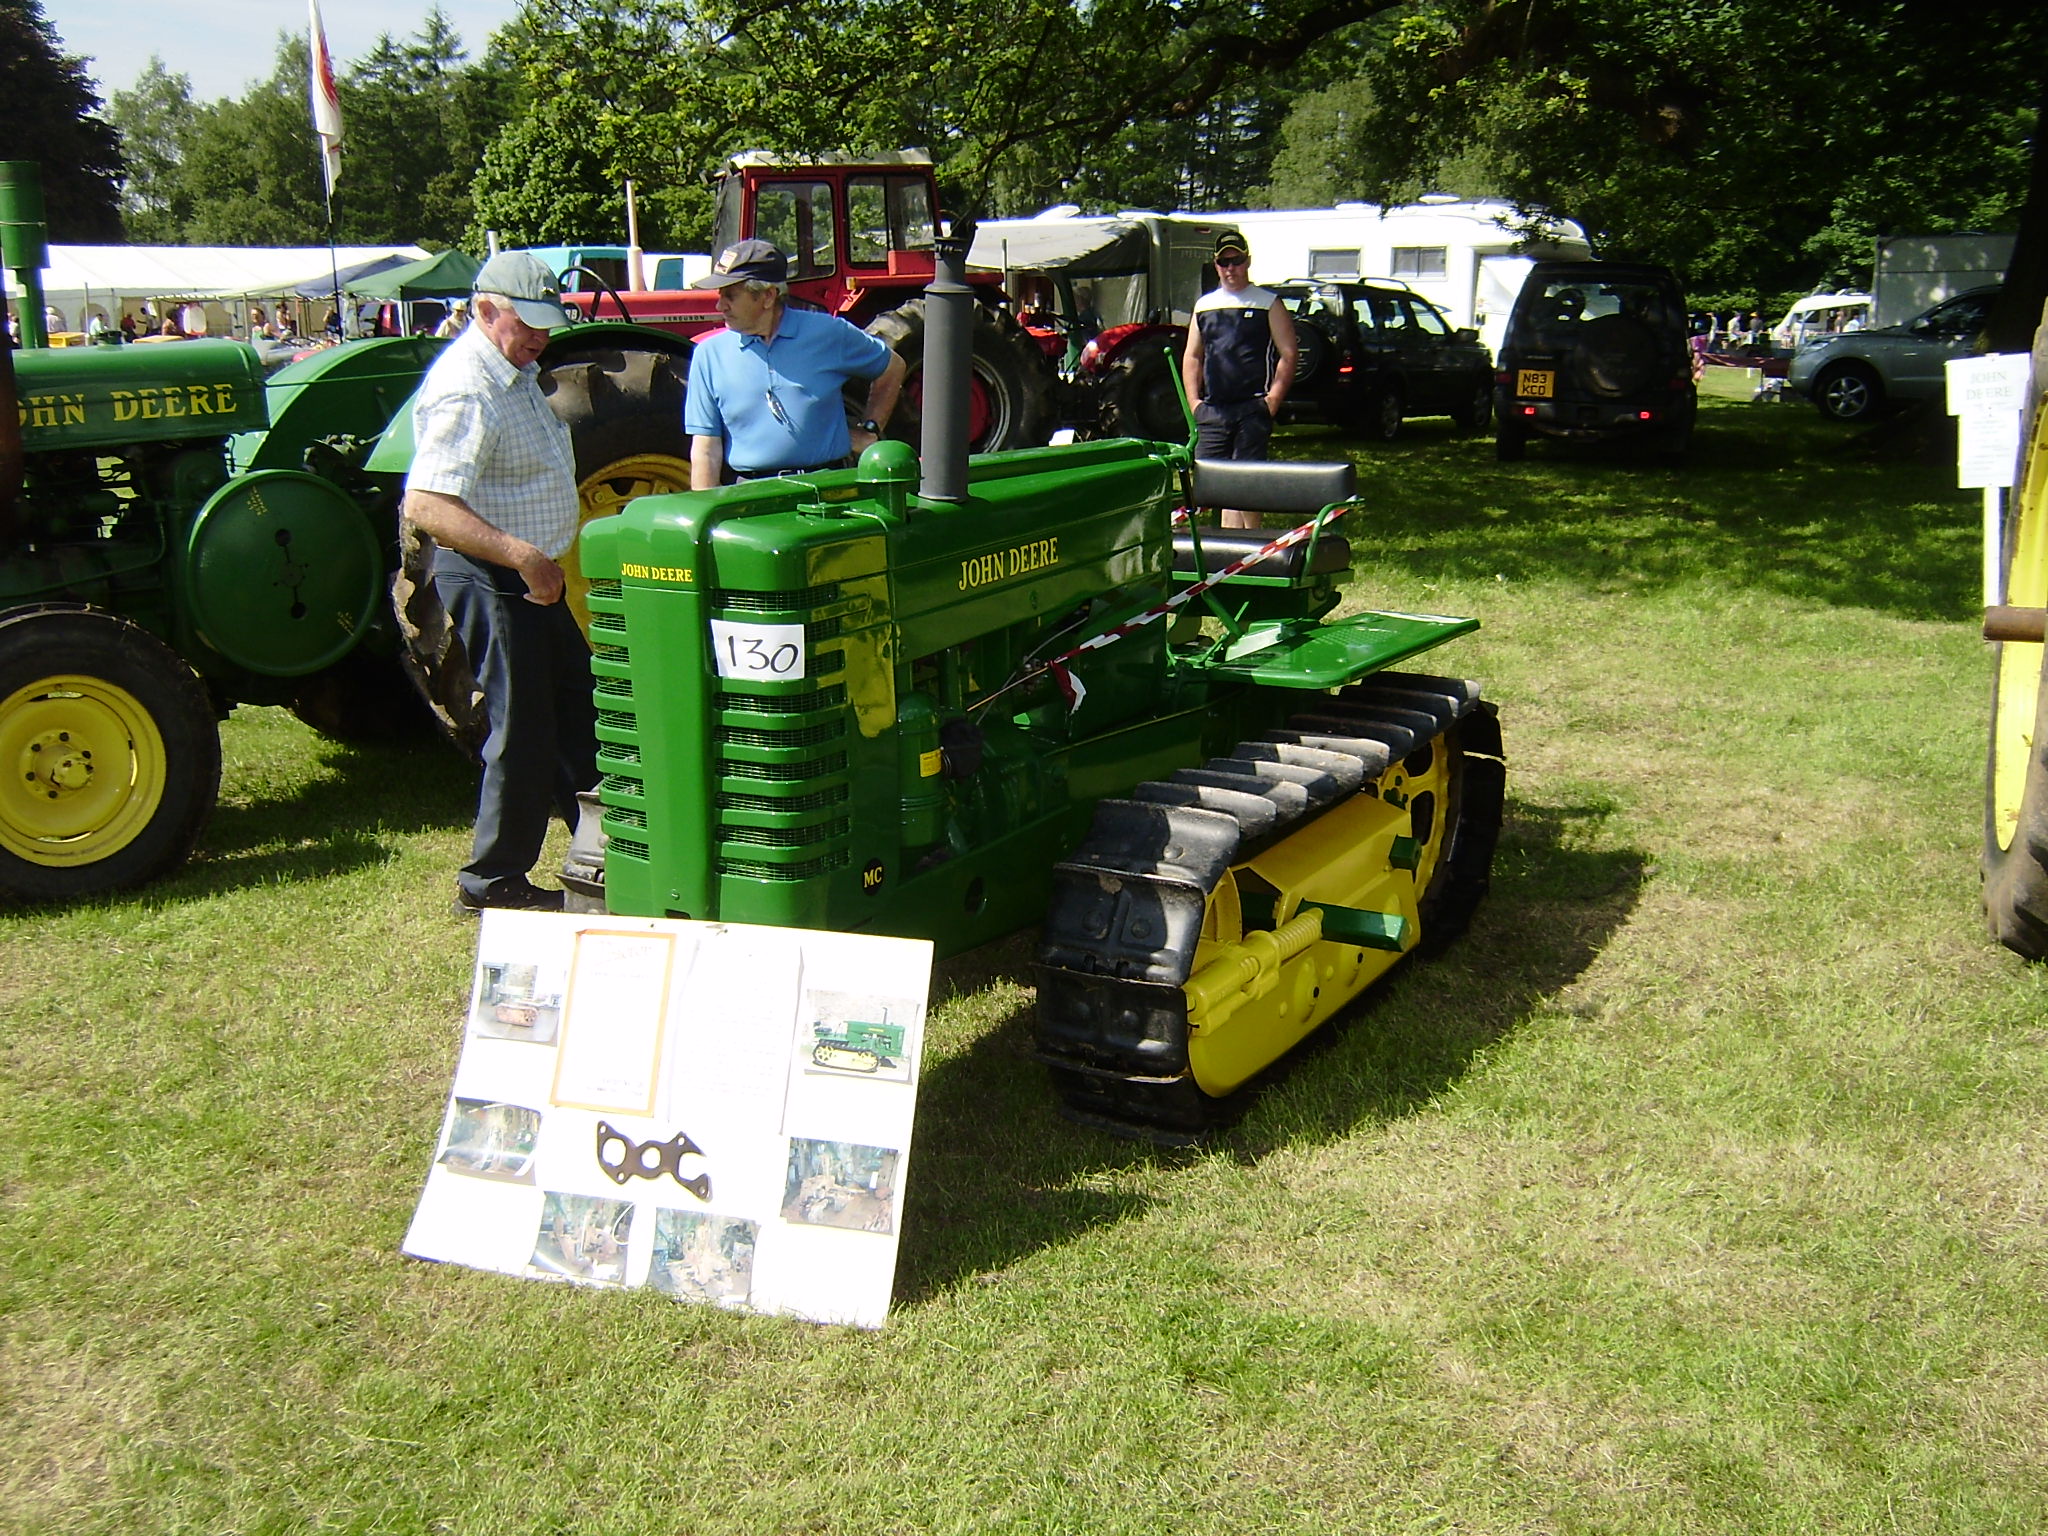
top-left (43, 1), bottom-right (524, 105)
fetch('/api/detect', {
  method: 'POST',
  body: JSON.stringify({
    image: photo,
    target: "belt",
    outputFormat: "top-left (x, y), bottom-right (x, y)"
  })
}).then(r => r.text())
top-left (731, 457), bottom-right (853, 481)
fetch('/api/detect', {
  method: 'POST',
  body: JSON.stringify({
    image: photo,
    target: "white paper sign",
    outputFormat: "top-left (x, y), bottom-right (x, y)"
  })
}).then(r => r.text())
top-left (1946, 353), bottom-right (2031, 417)
top-left (1959, 409), bottom-right (2024, 490)
top-left (708, 618), bottom-right (808, 681)
top-left (403, 912), bottom-right (933, 1329)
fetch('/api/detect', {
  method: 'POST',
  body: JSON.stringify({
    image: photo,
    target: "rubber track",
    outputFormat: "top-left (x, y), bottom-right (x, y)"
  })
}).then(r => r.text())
top-left (1032, 671), bottom-right (1505, 1144)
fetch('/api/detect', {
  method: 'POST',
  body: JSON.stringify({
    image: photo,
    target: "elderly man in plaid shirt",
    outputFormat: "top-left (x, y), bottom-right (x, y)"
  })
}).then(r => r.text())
top-left (403, 251), bottom-right (596, 914)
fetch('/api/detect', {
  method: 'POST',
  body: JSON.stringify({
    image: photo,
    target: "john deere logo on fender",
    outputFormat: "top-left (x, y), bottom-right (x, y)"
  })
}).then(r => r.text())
top-left (959, 536), bottom-right (1059, 591)
top-left (861, 859), bottom-right (885, 895)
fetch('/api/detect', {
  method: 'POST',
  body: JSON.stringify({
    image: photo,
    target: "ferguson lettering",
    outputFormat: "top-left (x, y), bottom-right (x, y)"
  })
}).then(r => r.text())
top-left (958, 537), bottom-right (1059, 591)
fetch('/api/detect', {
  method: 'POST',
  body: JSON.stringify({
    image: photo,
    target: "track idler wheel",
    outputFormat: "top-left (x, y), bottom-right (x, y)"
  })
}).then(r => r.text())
top-left (1034, 672), bottom-right (1505, 1143)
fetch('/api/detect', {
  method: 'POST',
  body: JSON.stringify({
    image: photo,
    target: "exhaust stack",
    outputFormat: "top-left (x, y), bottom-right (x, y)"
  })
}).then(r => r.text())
top-left (918, 218), bottom-right (977, 505)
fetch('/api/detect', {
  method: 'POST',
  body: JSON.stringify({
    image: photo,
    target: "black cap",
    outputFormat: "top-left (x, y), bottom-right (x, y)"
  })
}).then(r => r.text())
top-left (1214, 231), bottom-right (1250, 260)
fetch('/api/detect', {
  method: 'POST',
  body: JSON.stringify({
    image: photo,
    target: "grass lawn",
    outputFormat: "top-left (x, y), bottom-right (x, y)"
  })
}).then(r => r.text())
top-left (7, 392), bottom-right (2048, 1534)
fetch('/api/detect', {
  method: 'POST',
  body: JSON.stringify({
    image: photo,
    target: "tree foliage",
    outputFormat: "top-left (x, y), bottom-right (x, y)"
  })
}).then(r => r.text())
top-left (0, 0), bottom-right (124, 240)
top-left (1339, 0), bottom-right (2045, 328)
top-left (107, 58), bottom-right (198, 242)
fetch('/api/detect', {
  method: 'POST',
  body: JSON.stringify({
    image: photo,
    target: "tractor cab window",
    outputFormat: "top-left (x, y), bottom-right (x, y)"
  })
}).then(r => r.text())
top-left (846, 176), bottom-right (937, 266)
top-left (752, 181), bottom-right (838, 278)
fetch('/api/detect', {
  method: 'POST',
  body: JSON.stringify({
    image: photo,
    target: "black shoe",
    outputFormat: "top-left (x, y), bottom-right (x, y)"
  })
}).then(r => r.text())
top-left (453, 880), bottom-right (566, 917)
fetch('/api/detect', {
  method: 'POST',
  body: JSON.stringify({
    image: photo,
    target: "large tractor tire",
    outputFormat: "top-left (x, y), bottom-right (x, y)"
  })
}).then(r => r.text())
top-left (0, 605), bottom-right (220, 902)
top-left (1035, 673), bottom-right (1506, 1143)
top-left (289, 644), bottom-right (439, 745)
top-left (1095, 336), bottom-right (1190, 444)
top-left (392, 341), bottom-right (694, 758)
top-left (867, 301), bottom-right (1055, 453)
top-left (1981, 304), bottom-right (2048, 955)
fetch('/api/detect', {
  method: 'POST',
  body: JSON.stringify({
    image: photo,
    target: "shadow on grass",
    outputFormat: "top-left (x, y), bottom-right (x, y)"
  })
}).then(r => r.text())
top-left (182, 735), bottom-right (476, 896)
top-left (893, 794), bottom-right (1645, 1303)
top-left (1278, 400), bottom-right (1975, 622)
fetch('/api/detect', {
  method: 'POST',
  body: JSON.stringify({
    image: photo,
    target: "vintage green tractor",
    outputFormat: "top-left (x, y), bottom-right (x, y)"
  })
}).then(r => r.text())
top-left (0, 159), bottom-right (700, 899)
top-left (0, 161), bottom-right (451, 900)
top-left (558, 228), bottom-right (1508, 1140)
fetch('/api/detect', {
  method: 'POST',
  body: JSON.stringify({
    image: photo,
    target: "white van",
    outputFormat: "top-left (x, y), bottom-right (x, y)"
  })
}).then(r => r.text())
top-left (1770, 292), bottom-right (1872, 351)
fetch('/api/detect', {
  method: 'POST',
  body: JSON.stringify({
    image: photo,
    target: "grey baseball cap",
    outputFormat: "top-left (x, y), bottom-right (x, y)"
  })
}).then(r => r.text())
top-left (472, 251), bottom-right (571, 329)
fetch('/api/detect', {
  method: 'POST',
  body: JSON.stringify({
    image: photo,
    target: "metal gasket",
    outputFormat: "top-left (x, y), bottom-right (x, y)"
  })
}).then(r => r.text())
top-left (595, 1121), bottom-right (711, 1200)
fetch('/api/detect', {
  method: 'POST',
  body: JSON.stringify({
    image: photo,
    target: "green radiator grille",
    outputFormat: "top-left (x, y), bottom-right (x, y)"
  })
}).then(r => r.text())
top-left (718, 786), bottom-right (849, 815)
top-left (723, 752), bottom-right (848, 782)
top-left (716, 582), bottom-right (840, 613)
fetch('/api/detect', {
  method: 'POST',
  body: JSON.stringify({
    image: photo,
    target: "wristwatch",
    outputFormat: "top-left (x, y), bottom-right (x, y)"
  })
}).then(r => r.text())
top-left (858, 419), bottom-right (882, 434)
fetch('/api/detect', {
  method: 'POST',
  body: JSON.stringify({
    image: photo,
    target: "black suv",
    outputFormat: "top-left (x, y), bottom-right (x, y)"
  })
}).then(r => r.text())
top-left (1494, 261), bottom-right (1695, 463)
top-left (1271, 279), bottom-right (1494, 440)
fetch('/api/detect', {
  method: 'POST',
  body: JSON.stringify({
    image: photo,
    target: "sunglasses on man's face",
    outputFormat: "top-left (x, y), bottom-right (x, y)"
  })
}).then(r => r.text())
top-left (1217, 258), bottom-right (1249, 271)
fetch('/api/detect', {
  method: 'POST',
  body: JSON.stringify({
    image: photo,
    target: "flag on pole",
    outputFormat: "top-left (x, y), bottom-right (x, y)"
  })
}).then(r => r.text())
top-left (308, 0), bottom-right (343, 202)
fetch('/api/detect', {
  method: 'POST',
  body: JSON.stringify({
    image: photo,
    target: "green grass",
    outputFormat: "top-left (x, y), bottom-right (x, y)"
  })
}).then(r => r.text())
top-left (6, 394), bottom-right (2046, 1534)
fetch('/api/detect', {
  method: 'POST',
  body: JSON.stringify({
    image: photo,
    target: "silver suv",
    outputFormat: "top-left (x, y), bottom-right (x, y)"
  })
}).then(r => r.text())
top-left (1786, 286), bottom-right (1998, 422)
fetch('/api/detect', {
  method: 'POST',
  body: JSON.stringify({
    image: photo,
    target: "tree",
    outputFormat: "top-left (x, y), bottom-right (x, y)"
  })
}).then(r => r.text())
top-left (341, 9), bottom-right (520, 246)
top-left (108, 56), bottom-right (197, 241)
top-left (173, 35), bottom-right (330, 245)
top-left (1341, 0), bottom-right (2046, 338)
top-left (0, 0), bottom-right (124, 240)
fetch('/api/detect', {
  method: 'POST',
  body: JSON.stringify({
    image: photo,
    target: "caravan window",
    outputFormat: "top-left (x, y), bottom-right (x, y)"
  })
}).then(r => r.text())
top-left (1309, 249), bottom-right (1359, 277)
top-left (1392, 246), bottom-right (1447, 280)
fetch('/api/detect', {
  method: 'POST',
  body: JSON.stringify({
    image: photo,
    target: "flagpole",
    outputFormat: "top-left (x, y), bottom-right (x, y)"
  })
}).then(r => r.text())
top-left (308, 0), bottom-right (344, 338)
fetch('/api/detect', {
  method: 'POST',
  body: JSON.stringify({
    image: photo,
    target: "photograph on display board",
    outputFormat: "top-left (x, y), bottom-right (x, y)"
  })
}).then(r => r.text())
top-left (437, 1098), bottom-right (543, 1184)
top-left (649, 1210), bottom-right (759, 1304)
top-left (799, 989), bottom-right (920, 1084)
top-left (781, 1138), bottom-right (901, 1234)
top-left (472, 960), bottom-right (565, 1044)
top-left (528, 1193), bottom-right (635, 1285)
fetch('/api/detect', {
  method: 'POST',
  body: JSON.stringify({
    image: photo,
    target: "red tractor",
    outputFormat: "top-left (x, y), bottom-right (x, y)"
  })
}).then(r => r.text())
top-left (564, 150), bottom-right (1055, 453)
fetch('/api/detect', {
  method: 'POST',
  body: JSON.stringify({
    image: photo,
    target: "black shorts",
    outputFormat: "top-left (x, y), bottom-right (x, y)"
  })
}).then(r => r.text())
top-left (1194, 398), bottom-right (1273, 460)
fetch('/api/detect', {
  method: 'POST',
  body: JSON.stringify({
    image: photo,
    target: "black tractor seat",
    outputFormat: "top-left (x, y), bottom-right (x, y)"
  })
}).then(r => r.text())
top-left (1190, 458), bottom-right (1356, 514)
top-left (1172, 528), bottom-right (1352, 579)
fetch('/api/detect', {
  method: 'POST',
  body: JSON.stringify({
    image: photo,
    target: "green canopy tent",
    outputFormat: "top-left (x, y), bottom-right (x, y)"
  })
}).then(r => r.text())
top-left (349, 248), bottom-right (482, 300)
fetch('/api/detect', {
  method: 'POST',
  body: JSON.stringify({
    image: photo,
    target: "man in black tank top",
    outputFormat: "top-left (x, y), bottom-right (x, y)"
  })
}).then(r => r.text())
top-left (1181, 232), bottom-right (1298, 528)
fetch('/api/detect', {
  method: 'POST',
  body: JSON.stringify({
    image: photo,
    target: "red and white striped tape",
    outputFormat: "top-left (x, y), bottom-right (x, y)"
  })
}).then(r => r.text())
top-left (985, 504), bottom-right (1351, 713)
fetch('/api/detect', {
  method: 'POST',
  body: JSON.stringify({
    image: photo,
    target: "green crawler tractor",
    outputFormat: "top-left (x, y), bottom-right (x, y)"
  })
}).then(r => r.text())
top-left (812, 1016), bottom-right (908, 1073)
top-left (557, 228), bottom-right (1508, 1141)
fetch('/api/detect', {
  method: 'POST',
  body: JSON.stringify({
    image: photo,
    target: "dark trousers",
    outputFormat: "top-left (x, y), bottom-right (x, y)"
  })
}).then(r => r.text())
top-left (1194, 397), bottom-right (1274, 460)
top-left (432, 548), bottom-right (598, 900)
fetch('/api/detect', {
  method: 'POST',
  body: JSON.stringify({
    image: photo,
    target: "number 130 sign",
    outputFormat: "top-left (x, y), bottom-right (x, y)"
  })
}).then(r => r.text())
top-left (708, 619), bottom-right (807, 681)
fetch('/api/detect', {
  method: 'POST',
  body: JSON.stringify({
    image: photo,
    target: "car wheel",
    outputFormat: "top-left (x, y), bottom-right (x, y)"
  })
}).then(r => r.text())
top-left (1356, 385), bottom-right (1402, 442)
top-left (1450, 378), bottom-right (1492, 433)
top-left (1813, 362), bottom-right (1884, 422)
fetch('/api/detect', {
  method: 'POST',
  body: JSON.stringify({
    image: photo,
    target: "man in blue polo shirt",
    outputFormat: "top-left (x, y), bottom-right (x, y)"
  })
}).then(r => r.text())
top-left (685, 239), bottom-right (907, 487)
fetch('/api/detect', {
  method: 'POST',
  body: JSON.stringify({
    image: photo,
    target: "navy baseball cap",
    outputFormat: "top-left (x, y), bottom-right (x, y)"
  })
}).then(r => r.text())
top-left (694, 239), bottom-right (790, 288)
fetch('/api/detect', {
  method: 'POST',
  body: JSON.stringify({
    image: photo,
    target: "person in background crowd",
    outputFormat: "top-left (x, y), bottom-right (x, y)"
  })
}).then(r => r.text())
top-left (684, 239), bottom-right (905, 488)
top-left (1181, 232), bottom-right (1297, 529)
top-left (400, 251), bottom-right (596, 915)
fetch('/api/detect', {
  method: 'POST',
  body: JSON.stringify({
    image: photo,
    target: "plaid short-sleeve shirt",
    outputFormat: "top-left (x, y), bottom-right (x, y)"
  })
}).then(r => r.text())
top-left (405, 323), bottom-right (579, 558)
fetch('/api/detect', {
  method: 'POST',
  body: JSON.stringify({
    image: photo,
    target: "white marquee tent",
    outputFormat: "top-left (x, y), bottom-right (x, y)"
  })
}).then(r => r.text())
top-left (20, 243), bottom-right (429, 333)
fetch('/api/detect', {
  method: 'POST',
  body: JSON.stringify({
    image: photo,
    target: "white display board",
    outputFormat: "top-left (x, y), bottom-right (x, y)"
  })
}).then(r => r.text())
top-left (402, 911), bottom-right (933, 1329)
